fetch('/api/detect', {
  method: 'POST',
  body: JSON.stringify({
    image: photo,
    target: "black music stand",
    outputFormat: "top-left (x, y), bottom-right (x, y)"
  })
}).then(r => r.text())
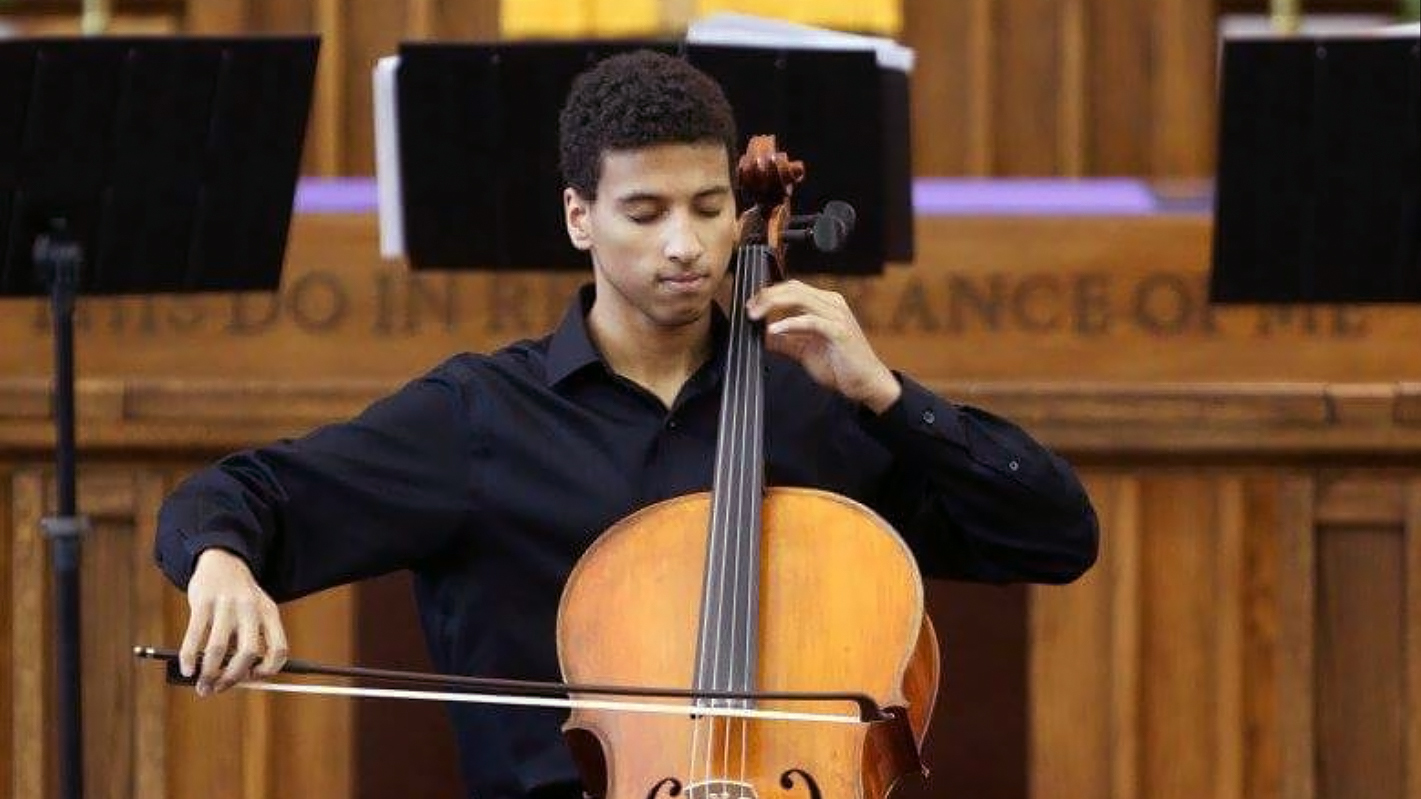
top-left (1209, 31), bottom-right (1420, 303)
top-left (0, 36), bottom-right (318, 799)
top-left (373, 36), bottom-right (914, 275)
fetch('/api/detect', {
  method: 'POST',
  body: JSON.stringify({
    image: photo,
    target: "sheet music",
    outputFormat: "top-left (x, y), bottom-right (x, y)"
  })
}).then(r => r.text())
top-left (1219, 14), bottom-right (1420, 40)
top-left (373, 56), bottom-right (405, 260)
top-left (685, 12), bottom-right (914, 73)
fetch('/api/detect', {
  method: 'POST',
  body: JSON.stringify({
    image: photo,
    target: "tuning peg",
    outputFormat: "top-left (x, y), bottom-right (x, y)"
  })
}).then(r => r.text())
top-left (820, 201), bottom-right (856, 235)
top-left (784, 201), bottom-right (856, 253)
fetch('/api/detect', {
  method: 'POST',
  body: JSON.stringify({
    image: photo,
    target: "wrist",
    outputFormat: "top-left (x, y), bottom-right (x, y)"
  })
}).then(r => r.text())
top-left (195, 546), bottom-right (247, 572)
top-left (858, 368), bottom-right (902, 415)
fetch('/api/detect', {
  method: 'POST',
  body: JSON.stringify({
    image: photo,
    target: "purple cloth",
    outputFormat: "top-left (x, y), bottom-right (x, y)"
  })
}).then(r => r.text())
top-left (294, 177), bottom-right (1207, 216)
top-left (914, 178), bottom-right (1158, 215)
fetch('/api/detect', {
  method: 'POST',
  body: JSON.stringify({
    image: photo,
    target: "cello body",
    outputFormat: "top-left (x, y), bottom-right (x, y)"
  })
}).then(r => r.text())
top-left (558, 489), bottom-right (939, 798)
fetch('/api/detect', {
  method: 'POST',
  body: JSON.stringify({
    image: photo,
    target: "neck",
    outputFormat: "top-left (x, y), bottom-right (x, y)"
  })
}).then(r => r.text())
top-left (587, 306), bottom-right (714, 406)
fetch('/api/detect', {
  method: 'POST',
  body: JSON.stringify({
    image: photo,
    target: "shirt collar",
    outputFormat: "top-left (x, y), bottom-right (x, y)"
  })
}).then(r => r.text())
top-left (545, 283), bottom-right (729, 388)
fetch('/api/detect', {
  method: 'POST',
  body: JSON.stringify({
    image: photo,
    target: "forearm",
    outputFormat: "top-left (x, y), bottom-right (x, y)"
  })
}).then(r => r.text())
top-left (863, 375), bottom-right (1100, 583)
top-left (153, 455), bottom-right (283, 591)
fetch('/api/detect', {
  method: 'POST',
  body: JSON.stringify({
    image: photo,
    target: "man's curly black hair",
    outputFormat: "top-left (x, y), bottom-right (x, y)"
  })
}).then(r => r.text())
top-left (558, 49), bottom-right (738, 200)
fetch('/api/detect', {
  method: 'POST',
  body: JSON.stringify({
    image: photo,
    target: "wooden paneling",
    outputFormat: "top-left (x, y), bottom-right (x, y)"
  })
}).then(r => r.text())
top-left (310, 0), bottom-right (347, 177)
top-left (8, 378), bottom-right (1421, 457)
top-left (1139, 477), bottom-right (1223, 799)
top-left (81, 473), bottom-right (140, 799)
top-left (1215, 479), bottom-right (1247, 799)
top-left (9, 445), bottom-right (1415, 799)
top-left (1030, 473), bottom-right (1141, 799)
top-left (1031, 469), bottom-right (1421, 799)
top-left (994, 0), bottom-right (1065, 176)
top-left (1240, 476), bottom-right (1283, 799)
top-left (0, 12), bottom-right (179, 33)
top-left (900, 0), bottom-right (1218, 176)
top-left (1407, 483), bottom-right (1421, 799)
top-left (426, 0), bottom-right (502, 42)
top-left (1316, 523), bottom-right (1405, 799)
top-left (0, 470), bottom-right (10, 799)
top-left (2, 466), bottom-right (352, 799)
top-left (898, 1), bottom-right (990, 175)
top-left (248, 0), bottom-right (309, 33)
top-left (4, 396), bottom-right (1421, 799)
top-left (10, 470), bottom-right (50, 799)
top-left (1085, 3), bottom-right (1153, 176)
top-left (132, 474), bottom-right (169, 799)
top-left (1149, 0), bottom-right (1217, 177)
top-left (1277, 478), bottom-right (1317, 799)
top-left (5, 214), bottom-right (1421, 394)
top-left (183, 0), bottom-right (248, 32)
top-left (1312, 474), bottom-right (1410, 799)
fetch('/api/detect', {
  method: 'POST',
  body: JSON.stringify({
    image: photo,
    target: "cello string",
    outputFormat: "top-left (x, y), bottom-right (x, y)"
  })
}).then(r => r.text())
top-left (748, 243), bottom-right (767, 776)
top-left (694, 241), bottom-right (749, 785)
top-left (736, 242), bottom-right (768, 785)
top-left (721, 242), bottom-right (758, 784)
top-left (726, 243), bottom-right (757, 784)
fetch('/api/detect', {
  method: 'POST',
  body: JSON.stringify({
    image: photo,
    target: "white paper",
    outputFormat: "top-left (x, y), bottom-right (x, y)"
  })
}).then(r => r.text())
top-left (372, 56), bottom-right (405, 260)
top-left (685, 12), bottom-right (914, 73)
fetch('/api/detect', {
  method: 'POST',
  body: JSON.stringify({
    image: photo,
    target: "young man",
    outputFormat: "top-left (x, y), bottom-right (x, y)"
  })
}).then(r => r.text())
top-left (154, 50), bottom-right (1098, 799)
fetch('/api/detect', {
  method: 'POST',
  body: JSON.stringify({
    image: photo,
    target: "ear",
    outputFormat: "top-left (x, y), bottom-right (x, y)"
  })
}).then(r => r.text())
top-left (564, 187), bottom-right (593, 251)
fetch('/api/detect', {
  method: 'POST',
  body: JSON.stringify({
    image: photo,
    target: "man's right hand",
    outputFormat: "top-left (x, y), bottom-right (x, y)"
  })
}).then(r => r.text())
top-left (179, 548), bottom-right (289, 696)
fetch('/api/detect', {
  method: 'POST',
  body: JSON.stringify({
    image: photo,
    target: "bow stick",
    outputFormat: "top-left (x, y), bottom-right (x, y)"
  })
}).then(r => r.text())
top-left (133, 646), bottom-right (891, 725)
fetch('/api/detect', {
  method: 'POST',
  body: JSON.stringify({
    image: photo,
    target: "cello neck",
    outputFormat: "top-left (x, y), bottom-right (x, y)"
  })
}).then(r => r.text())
top-left (693, 240), bottom-right (774, 704)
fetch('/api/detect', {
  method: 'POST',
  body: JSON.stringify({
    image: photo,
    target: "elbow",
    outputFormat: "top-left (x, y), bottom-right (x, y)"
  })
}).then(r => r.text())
top-left (1041, 500), bottom-right (1100, 584)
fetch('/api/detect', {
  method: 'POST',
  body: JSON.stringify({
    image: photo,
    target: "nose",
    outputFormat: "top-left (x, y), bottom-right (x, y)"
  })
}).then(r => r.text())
top-left (663, 212), bottom-right (704, 265)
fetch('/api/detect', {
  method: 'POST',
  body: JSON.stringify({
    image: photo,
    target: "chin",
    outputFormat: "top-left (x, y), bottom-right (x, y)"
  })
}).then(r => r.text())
top-left (651, 301), bottom-right (709, 328)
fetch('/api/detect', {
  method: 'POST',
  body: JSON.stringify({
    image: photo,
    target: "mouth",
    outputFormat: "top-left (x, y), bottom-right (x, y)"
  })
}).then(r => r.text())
top-left (658, 273), bottom-right (710, 292)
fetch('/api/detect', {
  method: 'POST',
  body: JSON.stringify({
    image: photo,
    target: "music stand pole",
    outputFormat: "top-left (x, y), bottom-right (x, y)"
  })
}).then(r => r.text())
top-left (0, 36), bottom-right (319, 799)
top-left (35, 221), bottom-right (89, 799)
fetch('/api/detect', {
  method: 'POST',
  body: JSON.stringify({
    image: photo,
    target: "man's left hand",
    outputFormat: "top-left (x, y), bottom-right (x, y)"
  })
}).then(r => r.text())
top-left (747, 280), bottom-right (901, 414)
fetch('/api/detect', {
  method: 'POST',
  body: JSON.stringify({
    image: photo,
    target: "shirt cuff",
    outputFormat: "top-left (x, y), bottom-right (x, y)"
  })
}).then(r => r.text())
top-left (162, 531), bottom-right (259, 589)
top-left (859, 373), bottom-right (968, 450)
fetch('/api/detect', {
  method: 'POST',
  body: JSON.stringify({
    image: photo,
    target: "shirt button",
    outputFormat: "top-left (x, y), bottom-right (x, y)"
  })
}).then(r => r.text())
top-left (667, 418), bottom-right (679, 430)
top-left (1008, 460), bottom-right (1020, 471)
top-left (921, 409), bottom-right (935, 425)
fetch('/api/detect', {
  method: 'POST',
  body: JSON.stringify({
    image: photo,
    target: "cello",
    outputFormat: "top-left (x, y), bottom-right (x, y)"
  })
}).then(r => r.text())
top-left (556, 135), bottom-right (941, 799)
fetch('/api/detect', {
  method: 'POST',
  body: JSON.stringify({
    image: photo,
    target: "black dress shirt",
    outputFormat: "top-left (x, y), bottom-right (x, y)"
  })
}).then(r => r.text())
top-left (154, 284), bottom-right (1098, 798)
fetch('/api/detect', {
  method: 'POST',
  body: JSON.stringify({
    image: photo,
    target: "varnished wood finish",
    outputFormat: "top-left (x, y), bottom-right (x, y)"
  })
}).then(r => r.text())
top-left (557, 489), bottom-right (934, 798)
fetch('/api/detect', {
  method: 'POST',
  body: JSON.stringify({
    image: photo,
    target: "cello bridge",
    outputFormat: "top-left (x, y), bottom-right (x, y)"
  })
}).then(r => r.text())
top-left (685, 779), bottom-right (757, 799)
